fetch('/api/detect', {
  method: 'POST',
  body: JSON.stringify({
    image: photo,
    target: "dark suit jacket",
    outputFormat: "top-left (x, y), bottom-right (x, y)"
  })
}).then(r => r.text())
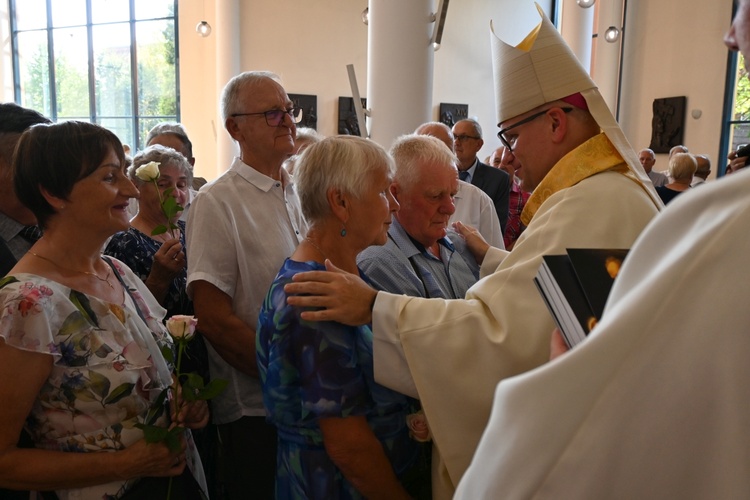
top-left (471, 160), bottom-right (511, 234)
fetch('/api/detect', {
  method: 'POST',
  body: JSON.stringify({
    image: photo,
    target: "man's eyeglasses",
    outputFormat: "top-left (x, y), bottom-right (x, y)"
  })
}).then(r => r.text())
top-left (231, 107), bottom-right (303, 126)
top-left (497, 107), bottom-right (572, 152)
top-left (454, 134), bottom-right (481, 142)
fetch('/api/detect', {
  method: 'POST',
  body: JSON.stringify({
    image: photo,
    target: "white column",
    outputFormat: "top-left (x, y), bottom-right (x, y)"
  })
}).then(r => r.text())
top-left (367, 0), bottom-right (434, 149)
top-left (215, 0), bottom-right (241, 175)
top-left (559, 0), bottom-right (595, 74)
top-left (592, 0), bottom-right (623, 115)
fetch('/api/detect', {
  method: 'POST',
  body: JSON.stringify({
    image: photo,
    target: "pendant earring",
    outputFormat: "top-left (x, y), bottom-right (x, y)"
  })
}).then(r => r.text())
top-left (340, 227), bottom-right (347, 237)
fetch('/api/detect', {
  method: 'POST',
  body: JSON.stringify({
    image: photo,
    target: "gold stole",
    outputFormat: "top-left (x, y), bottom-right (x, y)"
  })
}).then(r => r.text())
top-left (521, 133), bottom-right (648, 226)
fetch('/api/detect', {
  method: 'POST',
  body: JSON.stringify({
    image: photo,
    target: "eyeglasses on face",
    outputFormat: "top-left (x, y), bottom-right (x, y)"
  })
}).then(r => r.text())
top-left (454, 134), bottom-right (481, 142)
top-left (230, 107), bottom-right (303, 126)
top-left (497, 107), bottom-right (573, 152)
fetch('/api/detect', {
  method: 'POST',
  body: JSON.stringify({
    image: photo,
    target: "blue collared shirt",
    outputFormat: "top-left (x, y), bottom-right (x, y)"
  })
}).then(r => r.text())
top-left (357, 218), bottom-right (478, 299)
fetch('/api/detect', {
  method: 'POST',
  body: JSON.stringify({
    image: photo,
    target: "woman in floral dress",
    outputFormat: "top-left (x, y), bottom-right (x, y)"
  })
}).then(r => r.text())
top-left (0, 121), bottom-right (208, 499)
top-left (257, 136), bottom-right (429, 499)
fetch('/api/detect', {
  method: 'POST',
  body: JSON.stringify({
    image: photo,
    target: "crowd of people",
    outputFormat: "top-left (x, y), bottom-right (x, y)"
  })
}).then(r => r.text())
top-left (0, 1), bottom-right (749, 499)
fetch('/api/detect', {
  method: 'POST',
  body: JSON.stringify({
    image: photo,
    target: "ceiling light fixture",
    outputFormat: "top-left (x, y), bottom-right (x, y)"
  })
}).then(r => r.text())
top-left (196, 20), bottom-right (212, 37)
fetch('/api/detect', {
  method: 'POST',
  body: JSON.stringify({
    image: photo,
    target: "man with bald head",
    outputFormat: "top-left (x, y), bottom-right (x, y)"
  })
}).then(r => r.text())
top-left (186, 71), bottom-right (307, 498)
top-left (414, 122), bottom-right (505, 248)
top-left (691, 154), bottom-right (711, 186)
top-left (639, 148), bottom-right (667, 187)
top-left (284, 5), bottom-right (661, 496)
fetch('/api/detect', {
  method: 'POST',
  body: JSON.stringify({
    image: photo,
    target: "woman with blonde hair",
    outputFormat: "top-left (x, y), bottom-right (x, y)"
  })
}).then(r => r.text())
top-left (656, 152), bottom-right (697, 204)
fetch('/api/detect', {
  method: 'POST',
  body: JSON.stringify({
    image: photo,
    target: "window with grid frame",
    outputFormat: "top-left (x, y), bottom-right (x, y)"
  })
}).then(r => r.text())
top-left (9, 0), bottom-right (179, 152)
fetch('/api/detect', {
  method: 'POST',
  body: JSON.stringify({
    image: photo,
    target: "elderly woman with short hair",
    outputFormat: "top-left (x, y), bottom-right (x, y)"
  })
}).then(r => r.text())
top-left (257, 135), bottom-right (425, 499)
top-left (105, 144), bottom-right (192, 316)
top-left (656, 152), bottom-right (697, 205)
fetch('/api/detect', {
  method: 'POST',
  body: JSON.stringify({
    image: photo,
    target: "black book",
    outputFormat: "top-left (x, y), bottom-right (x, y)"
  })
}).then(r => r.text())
top-left (533, 248), bottom-right (628, 348)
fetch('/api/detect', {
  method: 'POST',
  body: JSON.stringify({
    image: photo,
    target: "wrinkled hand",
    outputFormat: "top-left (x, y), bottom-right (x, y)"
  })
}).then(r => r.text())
top-left (152, 239), bottom-right (186, 277)
top-left (173, 399), bottom-right (210, 430)
top-left (452, 221), bottom-right (490, 264)
top-left (284, 260), bottom-right (377, 326)
top-left (120, 432), bottom-right (187, 479)
top-left (550, 328), bottom-right (570, 361)
top-left (169, 375), bottom-right (210, 429)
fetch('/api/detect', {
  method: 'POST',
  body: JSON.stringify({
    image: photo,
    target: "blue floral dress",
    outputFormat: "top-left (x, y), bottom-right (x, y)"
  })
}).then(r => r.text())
top-left (104, 221), bottom-right (192, 318)
top-left (257, 259), bottom-right (422, 499)
top-left (0, 259), bottom-right (206, 500)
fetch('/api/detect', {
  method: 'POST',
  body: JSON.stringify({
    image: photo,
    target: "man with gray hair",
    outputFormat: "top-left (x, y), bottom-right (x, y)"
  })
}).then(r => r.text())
top-left (357, 134), bottom-right (479, 298)
top-left (186, 71), bottom-right (306, 499)
top-left (414, 121), bottom-right (505, 248)
top-left (691, 154), bottom-right (711, 186)
top-left (639, 148), bottom-right (667, 187)
top-left (452, 118), bottom-right (510, 232)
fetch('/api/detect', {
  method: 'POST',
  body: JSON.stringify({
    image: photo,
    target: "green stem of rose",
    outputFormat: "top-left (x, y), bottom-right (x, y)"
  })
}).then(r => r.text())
top-left (167, 329), bottom-right (186, 500)
top-left (152, 179), bottom-right (176, 240)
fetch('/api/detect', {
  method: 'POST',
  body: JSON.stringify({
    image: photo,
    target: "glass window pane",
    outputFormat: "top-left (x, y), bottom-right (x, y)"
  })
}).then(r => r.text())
top-left (92, 0), bottom-right (131, 24)
top-left (98, 117), bottom-right (134, 151)
top-left (93, 23), bottom-right (133, 118)
top-left (13, 0), bottom-right (48, 31)
top-left (50, 0), bottom-right (87, 28)
top-left (136, 20), bottom-right (176, 119)
top-left (732, 55), bottom-right (749, 122)
top-left (729, 124), bottom-right (750, 156)
top-left (53, 27), bottom-right (90, 119)
top-left (16, 30), bottom-right (52, 117)
top-left (135, 0), bottom-right (175, 20)
top-left (138, 117), bottom-right (166, 149)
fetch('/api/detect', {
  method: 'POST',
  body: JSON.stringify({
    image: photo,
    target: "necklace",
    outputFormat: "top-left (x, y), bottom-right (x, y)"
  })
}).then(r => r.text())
top-left (305, 238), bottom-right (327, 261)
top-left (29, 252), bottom-right (114, 290)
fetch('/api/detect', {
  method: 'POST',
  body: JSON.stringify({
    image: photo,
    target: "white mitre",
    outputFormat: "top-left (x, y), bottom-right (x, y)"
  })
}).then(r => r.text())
top-left (490, 3), bottom-right (660, 204)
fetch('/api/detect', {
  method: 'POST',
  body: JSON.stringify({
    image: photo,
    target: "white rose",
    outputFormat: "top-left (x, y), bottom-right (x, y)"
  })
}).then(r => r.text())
top-left (165, 315), bottom-right (198, 341)
top-left (135, 161), bottom-right (161, 182)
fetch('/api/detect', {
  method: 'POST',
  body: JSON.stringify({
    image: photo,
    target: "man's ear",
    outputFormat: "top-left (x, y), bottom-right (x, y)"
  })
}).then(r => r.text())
top-left (225, 117), bottom-right (243, 143)
top-left (548, 107), bottom-right (569, 145)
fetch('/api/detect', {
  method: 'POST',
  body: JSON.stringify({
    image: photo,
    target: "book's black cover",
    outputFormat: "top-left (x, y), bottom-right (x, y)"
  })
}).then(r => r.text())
top-left (534, 249), bottom-right (628, 348)
top-left (567, 248), bottom-right (628, 319)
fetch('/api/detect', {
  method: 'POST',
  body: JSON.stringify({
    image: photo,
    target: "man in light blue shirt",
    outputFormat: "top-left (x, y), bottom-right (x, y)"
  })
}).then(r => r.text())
top-left (358, 134), bottom-right (478, 298)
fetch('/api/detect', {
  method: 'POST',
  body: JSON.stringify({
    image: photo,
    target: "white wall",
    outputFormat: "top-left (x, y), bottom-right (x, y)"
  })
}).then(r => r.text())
top-left (178, 0), bottom-right (555, 180)
top-left (619, 1), bottom-right (734, 178)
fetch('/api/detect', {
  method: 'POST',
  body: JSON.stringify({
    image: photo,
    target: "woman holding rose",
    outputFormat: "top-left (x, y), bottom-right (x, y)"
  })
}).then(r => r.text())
top-left (0, 121), bottom-right (208, 499)
top-left (256, 135), bottom-right (430, 499)
top-left (105, 145), bottom-right (192, 317)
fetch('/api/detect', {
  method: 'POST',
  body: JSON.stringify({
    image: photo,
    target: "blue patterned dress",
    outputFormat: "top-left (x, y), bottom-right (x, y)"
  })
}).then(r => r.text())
top-left (257, 259), bottom-right (422, 499)
top-left (104, 221), bottom-right (192, 319)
